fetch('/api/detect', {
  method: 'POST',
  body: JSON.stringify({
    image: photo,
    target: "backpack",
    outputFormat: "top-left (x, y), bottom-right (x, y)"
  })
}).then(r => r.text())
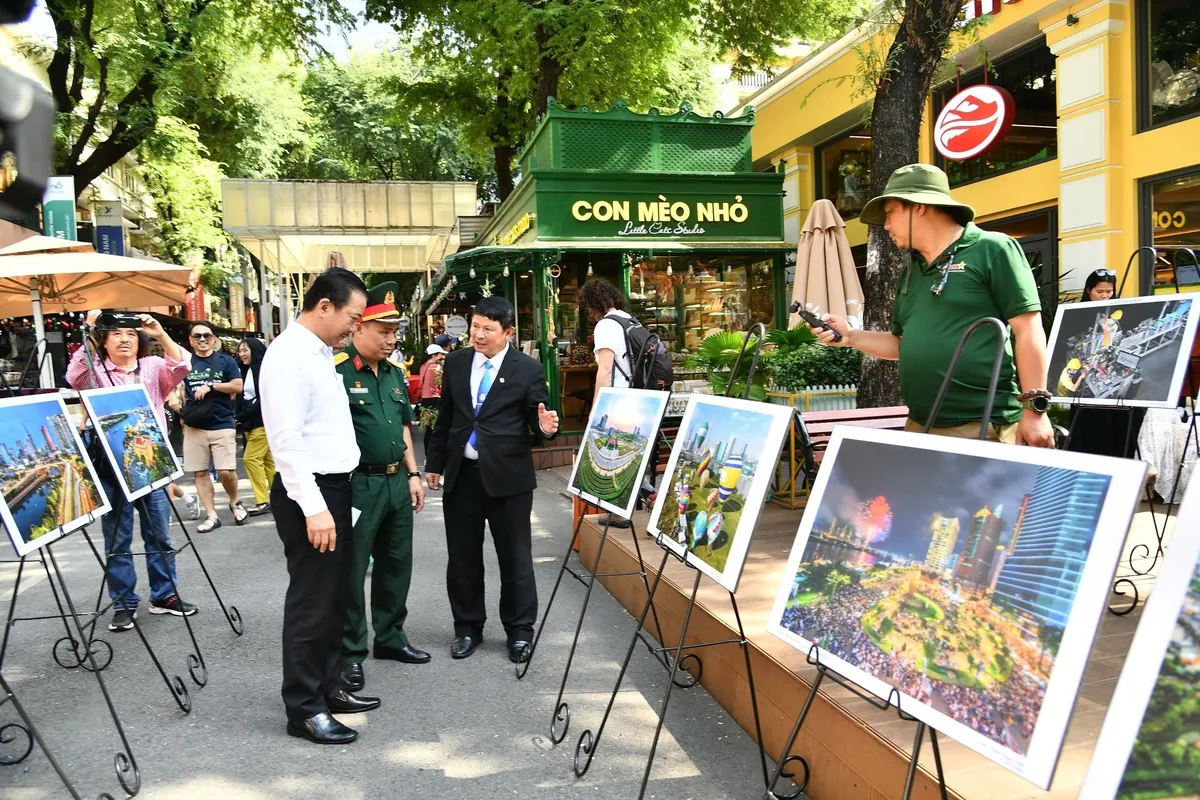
top-left (603, 313), bottom-right (674, 391)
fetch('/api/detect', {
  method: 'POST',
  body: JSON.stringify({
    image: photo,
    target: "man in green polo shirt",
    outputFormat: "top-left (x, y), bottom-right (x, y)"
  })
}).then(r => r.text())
top-left (809, 164), bottom-right (1055, 447)
top-left (333, 281), bottom-right (430, 693)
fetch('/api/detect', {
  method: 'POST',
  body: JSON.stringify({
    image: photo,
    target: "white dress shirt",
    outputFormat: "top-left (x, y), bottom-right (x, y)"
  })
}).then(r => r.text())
top-left (260, 322), bottom-right (360, 516)
top-left (464, 344), bottom-right (510, 460)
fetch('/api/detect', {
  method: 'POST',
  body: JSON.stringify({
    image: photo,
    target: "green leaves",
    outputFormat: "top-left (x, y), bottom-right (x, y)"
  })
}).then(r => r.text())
top-left (768, 344), bottom-right (863, 391)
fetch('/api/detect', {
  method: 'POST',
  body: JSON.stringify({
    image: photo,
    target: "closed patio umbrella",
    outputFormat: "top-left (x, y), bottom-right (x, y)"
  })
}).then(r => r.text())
top-left (789, 199), bottom-right (865, 330)
top-left (0, 236), bottom-right (191, 387)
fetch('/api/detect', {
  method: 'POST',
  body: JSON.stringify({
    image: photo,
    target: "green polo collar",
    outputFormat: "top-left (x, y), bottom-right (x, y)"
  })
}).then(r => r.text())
top-left (917, 222), bottom-right (982, 274)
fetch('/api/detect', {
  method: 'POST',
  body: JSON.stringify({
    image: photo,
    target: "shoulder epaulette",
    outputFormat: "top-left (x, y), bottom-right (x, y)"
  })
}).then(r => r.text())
top-left (333, 352), bottom-right (350, 366)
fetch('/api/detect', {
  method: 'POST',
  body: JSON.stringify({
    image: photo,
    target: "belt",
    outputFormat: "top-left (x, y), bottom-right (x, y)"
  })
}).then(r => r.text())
top-left (356, 462), bottom-right (404, 475)
top-left (315, 472), bottom-right (352, 482)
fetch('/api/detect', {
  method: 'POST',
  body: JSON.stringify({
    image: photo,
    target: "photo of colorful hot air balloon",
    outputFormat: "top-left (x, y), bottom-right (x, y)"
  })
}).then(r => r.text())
top-left (567, 388), bottom-right (670, 517)
top-left (648, 394), bottom-right (793, 591)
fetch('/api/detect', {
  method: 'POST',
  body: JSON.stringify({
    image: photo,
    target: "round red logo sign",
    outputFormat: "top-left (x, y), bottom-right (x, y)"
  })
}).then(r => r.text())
top-left (933, 85), bottom-right (1016, 161)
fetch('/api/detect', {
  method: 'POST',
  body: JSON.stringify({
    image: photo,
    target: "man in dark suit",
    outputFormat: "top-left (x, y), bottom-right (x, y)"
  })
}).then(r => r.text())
top-left (425, 297), bottom-right (559, 663)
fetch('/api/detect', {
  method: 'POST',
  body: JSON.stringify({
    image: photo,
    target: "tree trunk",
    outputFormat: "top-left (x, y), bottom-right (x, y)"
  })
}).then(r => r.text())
top-left (495, 144), bottom-right (515, 202)
top-left (536, 54), bottom-right (564, 115)
top-left (856, 0), bottom-right (962, 409)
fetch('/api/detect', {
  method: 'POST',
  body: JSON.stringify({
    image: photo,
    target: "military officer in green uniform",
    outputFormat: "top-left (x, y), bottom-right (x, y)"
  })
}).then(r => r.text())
top-left (333, 281), bottom-right (429, 692)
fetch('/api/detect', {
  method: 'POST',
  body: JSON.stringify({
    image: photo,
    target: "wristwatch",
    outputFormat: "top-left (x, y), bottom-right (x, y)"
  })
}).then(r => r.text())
top-left (1018, 388), bottom-right (1052, 414)
top-left (407, 471), bottom-right (422, 479)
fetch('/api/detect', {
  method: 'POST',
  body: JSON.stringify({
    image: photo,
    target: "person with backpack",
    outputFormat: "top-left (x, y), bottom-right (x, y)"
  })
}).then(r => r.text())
top-left (577, 279), bottom-right (674, 527)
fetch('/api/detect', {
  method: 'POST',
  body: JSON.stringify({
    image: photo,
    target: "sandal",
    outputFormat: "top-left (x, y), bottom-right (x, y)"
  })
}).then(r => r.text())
top-left (247, 502), bottom-right (271, 516)
top-left (197, 516), bottom-right (222, 533)
top-left (231, 502), bottom-right (249, 525)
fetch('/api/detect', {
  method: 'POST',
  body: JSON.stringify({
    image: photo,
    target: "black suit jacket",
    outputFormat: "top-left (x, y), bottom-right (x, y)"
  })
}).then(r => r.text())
top-left (425, 346), bottom-right (556, 496)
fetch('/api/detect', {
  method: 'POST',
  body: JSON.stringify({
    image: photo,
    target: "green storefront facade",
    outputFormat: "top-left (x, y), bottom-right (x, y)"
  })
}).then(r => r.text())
top-left (420, 99), bottom-right (793, 427)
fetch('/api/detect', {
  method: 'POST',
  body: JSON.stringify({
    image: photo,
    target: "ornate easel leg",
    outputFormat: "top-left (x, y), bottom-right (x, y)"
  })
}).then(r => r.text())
top-left (900, 723), bottom-right (948, 800)
top-left (762, 669), bottom-right (821, 800)
top-left (636, 569), bottom-right (703, 799)
top-left (573, 548), bottom-right (672, 778)
top-left (165, 492), bottom-right (243, 636)
top-left (44, 545), bottom-right (141, 796)
top-left (730, 592), bottom-right (771, 789)
top-left (516, 514), bottom-right (586, 679)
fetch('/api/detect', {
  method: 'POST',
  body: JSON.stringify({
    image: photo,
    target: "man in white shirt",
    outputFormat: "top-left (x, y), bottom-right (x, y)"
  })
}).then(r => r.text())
top-left (260, 267), bottom-right (378, 745)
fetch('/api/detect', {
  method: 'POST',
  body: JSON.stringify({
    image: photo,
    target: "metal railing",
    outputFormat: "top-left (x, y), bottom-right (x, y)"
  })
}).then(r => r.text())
top-left (765, 385), bottom-right (858, 412)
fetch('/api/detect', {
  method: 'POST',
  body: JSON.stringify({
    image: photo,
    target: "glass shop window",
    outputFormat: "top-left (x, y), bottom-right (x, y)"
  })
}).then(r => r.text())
top-left (815, 127), bottom-right (873, 221)
top-left (1140, 0), bottom-right (1200, 130)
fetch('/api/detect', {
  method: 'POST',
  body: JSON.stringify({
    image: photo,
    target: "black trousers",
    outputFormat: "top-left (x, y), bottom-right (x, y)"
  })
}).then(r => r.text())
top-left (273, 472), bottom-right (354, 721)
top-left (443, 460), bottom-right (537, 643)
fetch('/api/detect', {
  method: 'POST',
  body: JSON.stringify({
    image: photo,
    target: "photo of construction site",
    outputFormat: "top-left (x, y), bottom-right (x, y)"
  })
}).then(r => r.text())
top-left (1048, 296), bottom-right (1198, 407)
top-left (0, 395), bottom-right (109, 556)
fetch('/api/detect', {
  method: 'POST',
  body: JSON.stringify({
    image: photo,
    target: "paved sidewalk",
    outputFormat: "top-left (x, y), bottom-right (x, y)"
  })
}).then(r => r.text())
top-left (0, 460), bottom-right (768, 799)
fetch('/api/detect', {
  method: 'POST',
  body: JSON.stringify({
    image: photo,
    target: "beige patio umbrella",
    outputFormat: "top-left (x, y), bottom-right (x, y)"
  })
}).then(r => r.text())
top-left (0, 236), bottom-right (191, 387)
top-left (789, 199), bottom-right (865, 330)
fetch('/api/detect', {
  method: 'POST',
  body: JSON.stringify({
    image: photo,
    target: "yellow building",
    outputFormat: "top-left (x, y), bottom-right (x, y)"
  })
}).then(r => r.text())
top-left (738, 0), bottom-right (1200, 296)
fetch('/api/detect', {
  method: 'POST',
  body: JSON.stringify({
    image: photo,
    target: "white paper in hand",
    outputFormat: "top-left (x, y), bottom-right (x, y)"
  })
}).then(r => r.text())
top-left (351, 508), bottom-right (362, 527)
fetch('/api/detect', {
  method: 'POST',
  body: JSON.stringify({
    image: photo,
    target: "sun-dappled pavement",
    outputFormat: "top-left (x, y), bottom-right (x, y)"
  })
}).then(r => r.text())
top-left (0, 448), bottom-right (768, 799)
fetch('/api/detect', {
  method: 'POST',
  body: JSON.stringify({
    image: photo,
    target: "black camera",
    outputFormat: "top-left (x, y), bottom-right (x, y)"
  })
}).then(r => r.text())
top-left (790, 301), bottom-right (843, 343)
top-left (94, 312), bottom-right (144, 331)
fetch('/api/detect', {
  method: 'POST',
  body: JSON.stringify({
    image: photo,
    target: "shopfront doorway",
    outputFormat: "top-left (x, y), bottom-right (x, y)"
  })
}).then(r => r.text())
top-left (981, 207), bottom-right (1060, 294)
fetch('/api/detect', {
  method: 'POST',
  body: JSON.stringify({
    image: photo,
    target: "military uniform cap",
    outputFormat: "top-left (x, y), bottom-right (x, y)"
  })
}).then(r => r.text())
top-left (362, 280), bottom-right (403, 323)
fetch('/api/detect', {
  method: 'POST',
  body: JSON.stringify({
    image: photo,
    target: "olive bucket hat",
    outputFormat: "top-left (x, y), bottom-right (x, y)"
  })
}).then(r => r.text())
top-left (859, 164), bottom-right (976, 227)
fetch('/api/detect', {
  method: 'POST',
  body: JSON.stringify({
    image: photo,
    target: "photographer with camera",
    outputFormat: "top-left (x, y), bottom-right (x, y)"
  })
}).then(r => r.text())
top-left (66, 309), bottom-right (198, 630)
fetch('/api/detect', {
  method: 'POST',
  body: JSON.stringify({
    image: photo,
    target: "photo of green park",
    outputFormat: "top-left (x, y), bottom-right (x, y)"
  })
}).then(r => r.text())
top-left (1116, 559), bottom-right (1200, 800)
top-left (568, 388), bottom-right (668, 517)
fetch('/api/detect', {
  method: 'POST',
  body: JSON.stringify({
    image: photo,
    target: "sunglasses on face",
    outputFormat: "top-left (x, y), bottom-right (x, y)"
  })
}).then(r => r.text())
top-left (191, 333), bottom-right (214, 341)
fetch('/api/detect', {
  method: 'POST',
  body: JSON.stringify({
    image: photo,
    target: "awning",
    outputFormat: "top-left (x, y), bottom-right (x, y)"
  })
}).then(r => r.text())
top-left (420, 239), bottom-right (796, 311)
top-left (221, 179), bottom-right (478, 276)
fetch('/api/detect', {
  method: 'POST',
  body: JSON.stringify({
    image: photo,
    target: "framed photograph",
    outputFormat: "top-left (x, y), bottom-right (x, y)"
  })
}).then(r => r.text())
top-left (0, 394), bottom-right (111, 556)
top-left (766, 427), bottom-right (1146, 789)
top-left (647, 395), bottom-right (793, 592)
top-left (1047, 295), bottom-right (1199, 407)
top-left (567, 388), bottom-right (671, 518)
top-left (79, 385), bottom-right (183, 501)
top-left (1078, 480), bottom-right (1200, 800)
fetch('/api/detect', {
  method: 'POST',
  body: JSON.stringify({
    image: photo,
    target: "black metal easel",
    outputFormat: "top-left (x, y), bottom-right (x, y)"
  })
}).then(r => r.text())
top-left (571, 325), bottom-right (773, 798)
top-left (764, 318), bottom-right (1009, 799)
top-left (0, 538), bottom-right (141, 797)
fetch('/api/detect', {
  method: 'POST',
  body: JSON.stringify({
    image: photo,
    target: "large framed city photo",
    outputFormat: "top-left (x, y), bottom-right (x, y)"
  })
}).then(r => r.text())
top-left (1047, 295), bottom-right (1199, 407)
top-left (0, 394), bottom-right (111, 556)
top-left (1079, 478), bottom-right (1200, 800)
top-left (766, 426), bottom-right (1146, 789)
top-left (567, 387), bottom-right (671, 519)
top-left (80, 385), bottom-right (183, 502)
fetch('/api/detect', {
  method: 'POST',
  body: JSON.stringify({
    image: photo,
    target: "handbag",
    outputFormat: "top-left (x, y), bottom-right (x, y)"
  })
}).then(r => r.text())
top-left (180, 395), bottom-right (215, 428)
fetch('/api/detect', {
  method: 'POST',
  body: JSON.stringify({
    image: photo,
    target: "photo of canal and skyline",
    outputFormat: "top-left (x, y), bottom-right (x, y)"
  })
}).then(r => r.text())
top-left (80, 385), bottom-right (182, 501)
top-left (768, 427), bottom-right (1147, 788)
top-left (648, 394), bottom-right (793, 592)
top-left (0, 395), bottom-right (109, 556)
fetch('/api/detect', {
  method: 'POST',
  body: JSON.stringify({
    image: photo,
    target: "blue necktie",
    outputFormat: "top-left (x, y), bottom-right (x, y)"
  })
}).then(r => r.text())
top-left (468, 361), bottom-right (494, 450)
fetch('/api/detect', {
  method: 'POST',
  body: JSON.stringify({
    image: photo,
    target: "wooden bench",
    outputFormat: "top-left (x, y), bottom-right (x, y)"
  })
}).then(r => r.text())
top-left (774, 405), bottom-right (910, 509)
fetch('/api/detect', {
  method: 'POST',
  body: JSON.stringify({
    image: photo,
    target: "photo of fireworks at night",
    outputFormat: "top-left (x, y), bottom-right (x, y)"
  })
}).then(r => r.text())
top-left (648, 394), bottom-right (792, 592)
top-left (567, 388), bottom-right (669, 518)
top-left (0, 395), bottom-right (110, 556)
top-left (768, 427), bottom-right (1147, 789)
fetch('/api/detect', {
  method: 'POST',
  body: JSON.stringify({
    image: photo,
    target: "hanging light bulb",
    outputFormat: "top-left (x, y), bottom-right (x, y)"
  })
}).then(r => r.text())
top-left (503, 265), bottom-right (510, 277)
top-left (469, 268), bottom-right (476, 278)
top-left (587, 258), bottom-right (593, 276)
top-left (666, 260), bottom-right (673, 276)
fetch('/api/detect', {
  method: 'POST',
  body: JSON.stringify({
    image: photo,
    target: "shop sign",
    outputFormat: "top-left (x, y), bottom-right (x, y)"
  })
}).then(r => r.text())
top-left (94, 202), bottom-right (125, 256)
top-left (496, 213), bottom-right (535, 246)
top-left (934, 85), bottom-right (1016, 161)
top-left (558, 193), bottom-right (772, 239)
top-left (42, 176), bottom-right (77, 241)
top-left (228, 279), bottom-right (246, 329)
top-left (185, 284), bottom-right (207, 321)
top-left (445, 315), bottom-right (468, 338)
top-left (1154, 210), bottom-right (1188, 230)
top-left (962, 0), bottom-right (1021, 21)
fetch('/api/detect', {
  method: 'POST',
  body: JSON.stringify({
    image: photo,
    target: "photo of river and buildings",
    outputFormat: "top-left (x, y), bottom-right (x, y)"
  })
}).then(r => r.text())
top-left (81, 386), bottom-right (181, 500)
top-left (0, 396), bottom-right (108, 555)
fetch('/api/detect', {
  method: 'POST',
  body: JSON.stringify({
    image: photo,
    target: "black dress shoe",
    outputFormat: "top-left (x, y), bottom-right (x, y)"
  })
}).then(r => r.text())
top-left (508, 641), bottom-right (532, 664)
top-left (451, 635), bottom-right (481, 659)
top-left (326, 689), bottom-right (380, 714)
top-left (339, 662), bottom-right (364, 692)
top-left (286, 712), bottom-right (357, 744)
top-left (375, 644), bottom-right (432, 664)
